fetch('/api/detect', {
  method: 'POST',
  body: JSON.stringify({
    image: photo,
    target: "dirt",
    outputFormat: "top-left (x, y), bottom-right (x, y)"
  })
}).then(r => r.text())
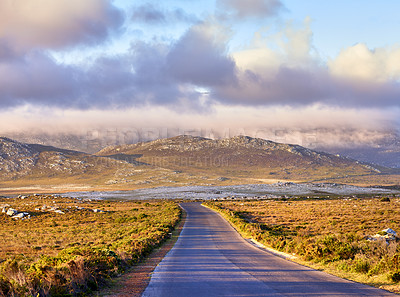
top-left (97, 207), bottom-right (186, 297)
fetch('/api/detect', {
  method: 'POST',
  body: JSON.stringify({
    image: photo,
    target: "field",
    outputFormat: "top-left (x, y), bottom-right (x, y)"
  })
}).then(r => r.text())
top-left (204, 196), bottom-right (400, 293)
top-left (0, 195), bottom-right (181, 296)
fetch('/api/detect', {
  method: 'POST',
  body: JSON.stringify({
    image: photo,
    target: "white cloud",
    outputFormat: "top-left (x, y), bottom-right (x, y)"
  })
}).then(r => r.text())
top-left (329, 43), bottom-right (400, 82)
top-left (0, 104), bottom-right (395, 148)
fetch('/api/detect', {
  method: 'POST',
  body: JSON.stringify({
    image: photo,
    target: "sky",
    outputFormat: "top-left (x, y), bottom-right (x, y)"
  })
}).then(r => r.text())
top-left (0, 0), bottom-right (399, 148)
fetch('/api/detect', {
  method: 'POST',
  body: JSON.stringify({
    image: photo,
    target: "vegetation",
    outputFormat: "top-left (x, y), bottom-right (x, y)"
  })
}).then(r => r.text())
top-left (204, 197), bottom-right (400, 292)
top-left (0, 195), bottom-right (181, 296)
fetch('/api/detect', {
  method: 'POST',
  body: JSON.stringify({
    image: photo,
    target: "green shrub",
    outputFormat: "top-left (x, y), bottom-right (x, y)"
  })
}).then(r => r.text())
top-left (352, 257), bottom-right (370, 274)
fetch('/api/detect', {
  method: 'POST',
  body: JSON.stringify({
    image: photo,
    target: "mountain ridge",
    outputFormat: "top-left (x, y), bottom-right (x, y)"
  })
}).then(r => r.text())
top-left (1, 135), bottom-right (398, 193)
top-left (96, 135), bottom-right (388, 181)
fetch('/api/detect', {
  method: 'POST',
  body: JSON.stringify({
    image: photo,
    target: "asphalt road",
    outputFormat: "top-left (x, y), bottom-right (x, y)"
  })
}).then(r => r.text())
top-left (142, 202), bottom-right (396, 297)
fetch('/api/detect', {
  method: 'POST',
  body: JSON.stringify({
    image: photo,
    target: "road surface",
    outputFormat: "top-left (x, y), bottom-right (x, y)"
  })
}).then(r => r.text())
top-left (142, 202), bottom-right (396, 296)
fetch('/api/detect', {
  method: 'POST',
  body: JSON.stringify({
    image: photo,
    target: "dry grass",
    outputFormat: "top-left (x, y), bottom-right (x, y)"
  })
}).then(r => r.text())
top-left (205, 197), bottom-right (400, 293)
top-left (0, 195), bottom-right (181, 296)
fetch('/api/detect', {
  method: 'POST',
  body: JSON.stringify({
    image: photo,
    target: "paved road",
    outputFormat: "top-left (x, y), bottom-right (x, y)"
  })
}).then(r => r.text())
top-left (142, 203), bottom-right (396, 297)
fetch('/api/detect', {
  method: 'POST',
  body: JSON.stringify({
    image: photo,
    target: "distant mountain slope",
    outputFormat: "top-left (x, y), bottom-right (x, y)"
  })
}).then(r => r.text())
top-left (0, 137), bottom-right (224, 192)
top-left (321, 135), bottom-right (400, 169)
top-left (0, 137), bottom-right (154, 183)
top-left (0, 137), bottom-right (102, 180)
top-left (97, 135), bottom-right (385, 181)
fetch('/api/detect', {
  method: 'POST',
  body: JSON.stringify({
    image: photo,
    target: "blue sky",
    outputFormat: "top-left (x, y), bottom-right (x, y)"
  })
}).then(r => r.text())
top-left (0, 0), bottom-right (399, 146)
top-left (286, 0), bottom-right (400, 57)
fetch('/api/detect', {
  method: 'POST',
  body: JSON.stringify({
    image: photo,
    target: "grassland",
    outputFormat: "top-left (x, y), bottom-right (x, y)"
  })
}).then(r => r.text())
top-left (204, 197), bottom-right (400, 293)
top-left (0, 195), bottom-right (181, 296)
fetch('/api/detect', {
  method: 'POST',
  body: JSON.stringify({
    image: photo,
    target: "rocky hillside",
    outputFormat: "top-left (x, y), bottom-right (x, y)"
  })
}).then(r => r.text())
top-left (0, 137), bottom-right (225, 191)
top-left (97, 135), bottom-right (385, 180)
top-left (0, 137), bottom-right (124, 180)
top-left (1, 135), bottom-right (395, 190)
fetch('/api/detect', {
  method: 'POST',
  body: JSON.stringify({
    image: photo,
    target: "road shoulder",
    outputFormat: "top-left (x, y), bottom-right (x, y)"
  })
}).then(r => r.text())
top-left (97, 206), bottom-right (187, 297)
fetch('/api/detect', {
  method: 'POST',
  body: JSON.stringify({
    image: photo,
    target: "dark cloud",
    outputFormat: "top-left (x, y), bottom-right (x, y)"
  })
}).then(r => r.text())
top-left (217, 0), bottom-right (285, 19)
top-left (132, 4), bottom-right (198, 24)
top-left (1, 16), bottom-right (400, 112)
top-left (214, 63), bottom-right (400, 108)
top-left (0, 41), bottom-right (206, 110)
top-left (0, 52), bottom-right (80, 108)
top-left (166, 23), bottom-right (236, 86)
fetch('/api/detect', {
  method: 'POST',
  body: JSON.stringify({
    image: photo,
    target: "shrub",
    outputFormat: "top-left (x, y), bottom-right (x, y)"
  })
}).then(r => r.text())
top-left (352, 257), bottom-right (370, 274)
top-left (390, 270), bottom-right (400, 282)
top-left (0, 197), bottom-right (181, 296)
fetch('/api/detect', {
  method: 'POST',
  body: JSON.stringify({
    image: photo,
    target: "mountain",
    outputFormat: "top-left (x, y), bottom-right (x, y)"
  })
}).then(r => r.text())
top-left (1, 135), bottom-right (397, 194)
top-left (5, 130), bottom-right (400, 168)
top-left (0, 137), bottom-right (111, 180)
top-left (0, 137), bottom-right (222, 193)
top-left (97, 135), bottom-right (389, 181)
top-left (320, 134), bottom-right (400, 169)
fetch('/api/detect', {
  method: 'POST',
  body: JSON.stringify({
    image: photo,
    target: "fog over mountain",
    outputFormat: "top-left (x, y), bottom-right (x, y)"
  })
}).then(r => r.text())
top-left (3, 128), bottom-right (400, 168)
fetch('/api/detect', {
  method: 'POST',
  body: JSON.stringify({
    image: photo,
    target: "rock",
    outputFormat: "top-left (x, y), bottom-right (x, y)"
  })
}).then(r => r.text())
top-left (93, 209), bottom-right (105, 213)
top-left (54, 210), bottom-right (65, 214)
top-left (383, 228), bottom-right (397, 237)
top-left (367, 228), bottom-right (398, 242)
top-left (12, 212), bottom-right (30, 219)
top-left (6, 208), bottom-right (17, 216)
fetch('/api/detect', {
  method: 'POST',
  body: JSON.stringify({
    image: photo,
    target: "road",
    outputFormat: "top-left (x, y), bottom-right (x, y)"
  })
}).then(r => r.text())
top-left (142, 202), bottom-right (396, 297)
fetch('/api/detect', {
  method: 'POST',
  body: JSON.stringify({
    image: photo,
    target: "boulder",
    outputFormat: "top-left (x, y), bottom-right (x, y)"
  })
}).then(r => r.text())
top-left (368, 228), bottom-right (398, 242)
top-left (12, 212), bottom-right (30, 219)
top-left (93, 209), bottom-right (105, 213)
top-left (6, 208), bottom-right (17, 216)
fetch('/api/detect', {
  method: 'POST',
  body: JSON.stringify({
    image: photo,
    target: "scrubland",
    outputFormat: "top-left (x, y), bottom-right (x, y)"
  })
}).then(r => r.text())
top-left (0, 196), bottom-right (181, 296)
top-left (204, 197), bottom-right (400, 293)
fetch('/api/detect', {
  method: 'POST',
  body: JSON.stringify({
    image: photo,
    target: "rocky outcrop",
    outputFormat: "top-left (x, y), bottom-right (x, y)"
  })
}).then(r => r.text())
top-left (2, 206), bottom-right (30, 219)
top-left (367, 228), bottom-right (398, 242)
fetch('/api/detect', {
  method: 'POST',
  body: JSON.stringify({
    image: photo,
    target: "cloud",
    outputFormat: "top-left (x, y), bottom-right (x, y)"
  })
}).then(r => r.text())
top-left (0, 104), bottom-right (396, 150)
top-left (216, 20), bottom-right (400, 108)
top-left (166, 21), bottom-right (236, 86)
top-left (217, 0), bottom-right (285, 19)
top-left (0, 0), bottom-right (124, 52)
top-left (132, 4), bottom-right (198, 24)
top-left (0, 40), bottom-right (210, 110)
top-left (328, 43), bottom-right (400, 82)
top-left (0, 51), bottom-right (80, 108)
top-left (0, 8), bottom-right (399, 113)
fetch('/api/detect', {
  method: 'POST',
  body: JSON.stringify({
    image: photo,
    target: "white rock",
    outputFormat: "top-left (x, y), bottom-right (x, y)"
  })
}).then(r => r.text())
top-left (93, 209), bottom-right (105, 213)
top-left (54, 210), bottom-right (65, 214)
top-left (12, 212), bottom-right (30, 219)
top-left (6, 208), bottom-right (17, 216)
